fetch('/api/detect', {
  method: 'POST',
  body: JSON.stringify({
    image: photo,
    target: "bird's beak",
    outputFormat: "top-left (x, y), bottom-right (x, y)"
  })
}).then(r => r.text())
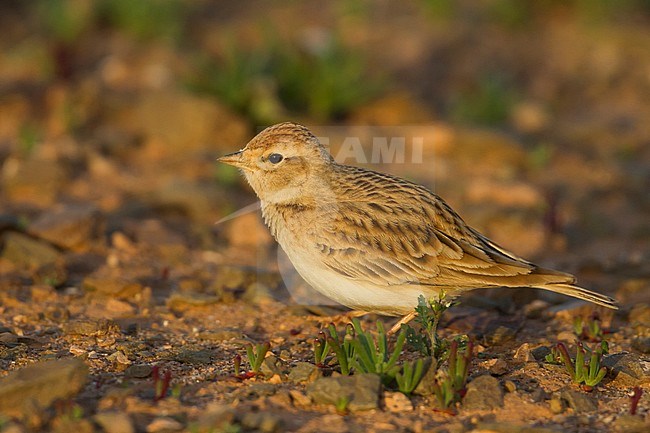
top-left (217, 150), bottom-right (245, 168)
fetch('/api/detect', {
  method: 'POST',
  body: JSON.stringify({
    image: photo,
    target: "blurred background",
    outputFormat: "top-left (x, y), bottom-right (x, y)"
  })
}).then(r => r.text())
top-left (0, 0), bottom-right (648, 307)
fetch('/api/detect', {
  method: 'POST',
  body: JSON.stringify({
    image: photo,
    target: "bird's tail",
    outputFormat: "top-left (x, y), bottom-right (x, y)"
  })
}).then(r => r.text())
top-left (533, 283), bottom-right (618, 309)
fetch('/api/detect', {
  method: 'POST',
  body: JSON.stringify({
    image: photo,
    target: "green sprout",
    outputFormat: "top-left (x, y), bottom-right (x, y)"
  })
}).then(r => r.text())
top-left (235, 342), bottom-right (271, 379)
top-left (350, 318), bottom-right (406, 384)
top-left (573, 312), bottom-right (606, 342)
top-left (395, 358), bottom-right (426, 395)
top-left (431, 340), bottom-right (473, 410)
top-left (326, 323), bottom-right (356, 376)
top-left (556, 341), bottom-right (608, 391)
top-left (404, 292), bottom-right (454, 359)
top-left (335, 396), bottom-right (350, 415)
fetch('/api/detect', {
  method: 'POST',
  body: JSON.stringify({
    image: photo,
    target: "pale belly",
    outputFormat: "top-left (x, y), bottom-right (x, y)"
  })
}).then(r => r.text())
top-left (281, 243), bottom-right (434, 316)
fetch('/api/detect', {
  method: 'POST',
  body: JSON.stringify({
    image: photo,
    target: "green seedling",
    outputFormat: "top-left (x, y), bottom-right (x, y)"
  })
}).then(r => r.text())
top-left (235, 342), bottom-right (271, 379)
top-left (556, 341), bottom-right (607, 391)
top-left (431, 339), bottom-right (473, 410)
top-left (544, 345), bottom-right (563, 364)
top-left (313, 331), bottom-right (331, 366)
top-left (351, 318), bottom-right (405, 384)
top-left (573, 312), bottom-right (606, 342)
top-left (405, 292), bottom-right (454, 359)
top-left (326, 323), bottom-right (356, 376)
top-left (335, 396), bottom-right (350, 415)
top-left (395, 358), bottom-right (426, 395)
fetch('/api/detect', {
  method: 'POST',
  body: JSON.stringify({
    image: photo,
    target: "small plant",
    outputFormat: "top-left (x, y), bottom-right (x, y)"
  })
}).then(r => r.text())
top-left (404, 293), bottom-right (454, 359)
top-left (395, 358), bottom-right (426, 395)
top-left (152, 365), bottom-right (172, 402)
top-left (313, 332), bottom-right (331, 367)
top-left (556, 342), bottom-right (607, 391)
top-left (351, 318), bottom-right (405, 384)
top-left (630, 386), bottom-right (643, 415)
top-left (335, 396), bottom-right (350, 415)
top-left (431, 340), bottom-right (473, 411)
top-left (245, 342), bottom-right (271, 374)
top-left (573, 312), bottom-right (606, 342)
top-left (544, 345), bottom-right (563, 364)
top-left (326, 323), bottom-right (356, 376)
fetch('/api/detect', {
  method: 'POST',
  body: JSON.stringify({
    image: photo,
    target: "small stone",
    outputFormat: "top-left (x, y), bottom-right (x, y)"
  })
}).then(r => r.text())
top-left (504, 380), bottom-right (517, 393)
top-left (412, 357), bottom-right (438, 396)
top-left (62, 319), bottom-right (119, 337)
top-left (259, 354), bottom-right (285, 378)
top-left (146, 417), bottom-right (183, 432)
top-left (1, 231), bottom-right (62, 269)
top-left (560, 388), bottom-right (597, 413)
top-left (240, 412), bottom-right (283, 433)
top-left (0, 358), bottom-right (88, 419)
top-left (83, 276), bottom-right (144, 299)
top-left (307, 373), bottom-right (381, 411)
top-left (487, 325), bottom-right (518, 345)
top-left (384, 391), bottom-right (413, 412)
top-left (549, 397), bottom-right (564, 414)
top-left (531, 346), bottom-right (552, 361)
top-left (28, 203), bottom-right (104, 251)
top-left (462, 375), bottom-right (504, 410)
top-left (289, 389), bottom-right (312, 407)
top-left (485, 358), bottom-right (508, 375)
top-left (513, 343), bottom-right (533, 363)
top-left (614, 414), bottom-right (648, 433)
top-left (94, 412), bottom-right (134, 433)
top-left (632, 337), bottom-right (650, 354)
top-left (288, 362), bottom-right (321, 384)
top-left (124, 364), bottom-right (153, 378)
top-left (603, 352), bottom-right (650, 386)
top-left (174, 349), bottom-right (213, 365)
top-left (166, 291), bottom-right (221, 312)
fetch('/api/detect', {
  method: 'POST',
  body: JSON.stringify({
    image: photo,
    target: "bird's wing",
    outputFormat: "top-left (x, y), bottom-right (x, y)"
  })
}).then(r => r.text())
top-left (312, 171), bottom-right (564, 288)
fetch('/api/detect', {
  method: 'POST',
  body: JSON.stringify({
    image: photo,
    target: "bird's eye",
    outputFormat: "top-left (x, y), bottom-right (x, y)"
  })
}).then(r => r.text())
top-left (268, 153), bottom-right (283, 164)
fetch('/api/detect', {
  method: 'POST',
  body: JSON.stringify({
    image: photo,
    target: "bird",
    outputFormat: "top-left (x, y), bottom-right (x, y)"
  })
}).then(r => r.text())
top-left (218, 122), bottom-right (618, 330)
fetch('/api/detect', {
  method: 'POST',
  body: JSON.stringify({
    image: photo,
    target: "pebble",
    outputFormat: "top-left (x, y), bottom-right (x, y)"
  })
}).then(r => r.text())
top-left (384, 391), bottom-right (413, 412)
top-left (513, 343), bottom-right (534, 363)
top-left (463, 375), bottom-right (504, 410)
top-left (240, 412), bottom-right (283, 433)
top-left (1, 231), bottom-right (62, 269)
top-left (287, 362), bottom-right (321, 384)
top-left (0, 358), bottom-right (88, 419)
top-left (603, 352), bottom-right (650, 386)
top-left (306, 373), bottom-right (381, 411)
top-left (559, 388), bottom-right (597, 413)
top-left (94, 412), bottom-right (135, 433)
top-left (412, 357), bottom-right (438, 396)
top-left (124, 364), bottom-right (153, 379)
top-left (146, 417), bottom-right (184, 432)
top-left (28, 203), bottom-right (104, 251)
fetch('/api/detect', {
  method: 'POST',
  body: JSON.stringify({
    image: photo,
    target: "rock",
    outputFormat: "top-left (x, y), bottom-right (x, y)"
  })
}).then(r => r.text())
top-left (259, 355), bottom-right (285, 378)
top-left (289, 389), bottom-right (312, 407)
top-left (462, 375), bottom-right (504, 410)
top-left (1, 156), bottom-right (68, 206)
top-left (193, 403), bottom-right (236, 432)
top-left (504, 380), bottom-right (517, 393)
top-left (62, 319), bottom-right (120, 337)
top-left (613, 415), bottom-right (648, 433)
top-left (28, 204), bottom-right (104, 251)
top-left (559, 388), bottom-right (597, 413)
top-left (82, 276), bottom-right (144, 299)
top-left (146, 417), bottom-right (184, 432)
top-left (514, 343), bottom-right (534, 363)
top-left (530, 346), bottom-right (551, 361)
top-left (1, 231), bottom-right (62, 269)
top-left (287, 362), bottom-right (321, 384)
top-left (0, 358), bottom-right (88, 418)
top-left (384, 391), bottom-right (413, 412)
top-left (484, 358), bottom-right (508, 375)
top-left (94, 412), bottom-right (135, 433)
top-left (603, 353), bottom-right (650, 386)
top-left (412, 357), bottom-right (438, 396)
top-left (632, 337), bottom-right (650, 354)
top-left (240, 412), bottom-right (283, 433)
top-left (549, 397), bottom-right (564, 414)
top-left (124, 364), bottom-right (153, 379)
top-left (174, 349), bottom-right (213, 365)
top-left (306, 373), bottom-right (381, 411)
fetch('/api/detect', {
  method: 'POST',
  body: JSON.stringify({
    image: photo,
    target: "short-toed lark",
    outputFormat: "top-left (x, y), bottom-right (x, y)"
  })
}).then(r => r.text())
top-left (219, 122), bottom-right (617, 327)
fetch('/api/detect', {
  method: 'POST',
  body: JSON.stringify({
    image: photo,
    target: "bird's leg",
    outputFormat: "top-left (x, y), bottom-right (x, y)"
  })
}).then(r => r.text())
top-left (388, 311), bottom-right (418, 335)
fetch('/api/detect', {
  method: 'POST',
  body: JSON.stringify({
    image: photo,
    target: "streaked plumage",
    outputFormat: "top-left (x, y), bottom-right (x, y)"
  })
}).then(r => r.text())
top-left (218, 122), bottom-right (617, 319)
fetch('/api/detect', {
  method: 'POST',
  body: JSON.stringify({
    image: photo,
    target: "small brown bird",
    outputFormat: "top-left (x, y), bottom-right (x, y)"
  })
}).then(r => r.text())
top-left (219, 122), bottom-right (617, 328)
